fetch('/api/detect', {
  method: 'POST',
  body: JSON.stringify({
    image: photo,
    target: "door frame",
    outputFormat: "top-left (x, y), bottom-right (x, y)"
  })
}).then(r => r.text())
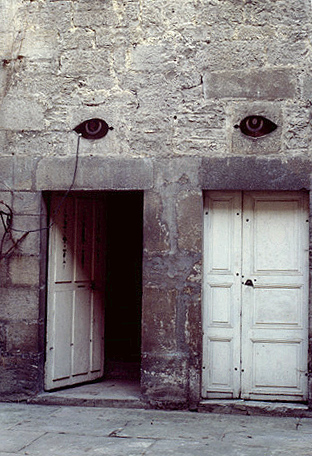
top-left (201, 190), bottom-right (310, 402)
top-left (42, 190), bottom-right (144, 391)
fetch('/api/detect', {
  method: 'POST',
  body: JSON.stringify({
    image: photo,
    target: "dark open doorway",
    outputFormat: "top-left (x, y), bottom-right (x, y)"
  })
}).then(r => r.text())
top-left (104, 191), bottom-right (143, 380)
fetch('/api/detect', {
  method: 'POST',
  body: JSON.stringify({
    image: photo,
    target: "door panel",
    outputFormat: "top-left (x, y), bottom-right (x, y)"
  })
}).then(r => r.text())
top-left (241, 192), bottom-right (308, 400)
top-left (72, 288), bottom-right (92, 376)
top-left (54, 197), bottom-right (75, 283)
top-left (202, 191), bottom-right (309, 401)
top-left (202, 192), bottom-right (242, 398)
top-left (75, 200), bottom-right (93, 282)
top-left (52, 290), bottom-right (72, 381)
top-left (45, 195), bottom-right (105, 391)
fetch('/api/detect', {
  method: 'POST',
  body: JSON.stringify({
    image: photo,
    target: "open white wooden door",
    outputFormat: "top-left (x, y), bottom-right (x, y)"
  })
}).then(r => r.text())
top-left (202, 191), bottom-right (309, 401)
top-left (45, 194), bottom-right (105, 391)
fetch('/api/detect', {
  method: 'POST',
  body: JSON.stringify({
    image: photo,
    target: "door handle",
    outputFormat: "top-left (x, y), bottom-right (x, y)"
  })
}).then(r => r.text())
top-left (244, 279), bottom-right (254, 287)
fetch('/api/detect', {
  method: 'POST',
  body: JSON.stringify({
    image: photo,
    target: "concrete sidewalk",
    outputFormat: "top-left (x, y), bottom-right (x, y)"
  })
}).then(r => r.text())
top-left (0, 403), bottom-right (312, 455)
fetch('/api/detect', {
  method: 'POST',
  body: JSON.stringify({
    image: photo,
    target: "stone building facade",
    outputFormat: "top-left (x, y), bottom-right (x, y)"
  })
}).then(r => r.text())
top-left (0, 0), bottom-right (311, 409)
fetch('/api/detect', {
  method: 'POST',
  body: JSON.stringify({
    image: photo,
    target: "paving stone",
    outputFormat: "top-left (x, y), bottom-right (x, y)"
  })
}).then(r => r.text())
top-left (22, 433), bottom-right (154, 456)
top-left (0, 404), bottom-right (312, 456)
top-left (0, 429), bottom-right (44, 453)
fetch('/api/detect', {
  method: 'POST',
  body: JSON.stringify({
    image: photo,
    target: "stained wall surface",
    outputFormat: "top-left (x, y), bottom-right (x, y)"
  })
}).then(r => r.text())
top-left (0, 0), bottom-right (311, 407)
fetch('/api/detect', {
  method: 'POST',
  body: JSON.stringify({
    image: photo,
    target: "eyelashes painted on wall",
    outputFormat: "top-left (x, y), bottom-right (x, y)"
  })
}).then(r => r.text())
top-left (74, 118), bottom-right (114, 140)
top-left (234, 116), bottom-right (278, 138)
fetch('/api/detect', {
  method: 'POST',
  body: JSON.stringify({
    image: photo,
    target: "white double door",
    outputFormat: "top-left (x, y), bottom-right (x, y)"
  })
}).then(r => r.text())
top-left (202, 191), bottom-right (309, 401)
top-left (45, 195), bottom-right (105, 391)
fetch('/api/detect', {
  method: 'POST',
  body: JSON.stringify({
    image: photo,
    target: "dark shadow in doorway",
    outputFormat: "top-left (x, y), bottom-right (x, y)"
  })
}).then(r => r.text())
top-left (104, 191), bottom-right (143, 381)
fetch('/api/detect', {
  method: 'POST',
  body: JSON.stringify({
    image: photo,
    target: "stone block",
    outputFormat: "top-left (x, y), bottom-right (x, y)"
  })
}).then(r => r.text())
top-left (196, 40), bottom-right (267, 72)
top-left (27, 0), bottom-right (72, 34)
top-left (154, 158), bottom-right (201, 188)
top-left (129, 44), bottom-right (177, 73)
top-left (234, 24), bottom-right (276, 41)
top-left (176, 191), bottom-right (202, 253)
top-left (267, 39), bottom-right (308, 66)
top-left (203, 69), bottom-right (296, 100)
top-left (6, 322), bottom-right (38, 353)
top-left (0, 357), bottom-right (40, 396)
top-left (177, 137), bottom-right (228, 157)
top-left (0, 259), bottom-right (8, 286)
top-left (200, 157), bottom-right (312, 191)
top-left (7, 132), bottom-right (70, 159)
top-left (20, 28), bottom-right (58, 59)
top-left (185, 300), bottom-right (202, 356)
top-left (231, 102), bottom-right (282, 155)
top-left (9, 256), bottom-right (40, 286)
top-left (128, 127), bottom-right (173, 157)
top-left (0, 31), bottom-right (14, 57)
top-left (11, 216), bottom-right (41, 255)
top-left (13, 156), bottom-right (38, 191)
top-left (59, 49), bottom-right (111, 78)
top-left (302, 74), bottom-right (312, 101)
top-left (0, 130), bottom-right (7, 154)
top-left (0, 2), bottom-right (19, 34)
top-left (243, 0), bottom-right (310, 27)
top-left (62, 28), bottom-right (95, 50)
top-left (36, 156), bottom-right (78, 190)
top-left (173, 113), bottom-right (225, 143)
top-left (0, 96), bottom-right (45, 131)
top-left (0, 322), bottom-right (7, 352)
top-left (73, 3), bottom-right (115, 27)
top-left (176, 102), bottom-right (227, 127)
top-left (36, 157), bottom-right (154, 190)
top-left (0, 157), bottom-right (14, 191)
top-left (0, 190), bottom-right (12, 206)
top-left (143, 191), bottom-right (170, 254)
top-left (283, 104), bottom-right (311, 150)
top-left (196, 0), bottom-right (244, 27)
top-left (0, 288), bottom-right (39, 321)
top-left (96, 27), bottom-right (116, 48)
top-left (12, 192), bottom-right (41, 215)
top-left (141, 352), bottom-right (188, 407)
top-left (142, 287), bottom-right (177, 353)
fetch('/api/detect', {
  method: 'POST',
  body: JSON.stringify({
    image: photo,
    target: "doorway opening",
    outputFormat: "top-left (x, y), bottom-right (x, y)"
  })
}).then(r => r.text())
top-left (44, 191), bottom-right (143, 391)
top-left (104, 191), bottom-right (143, 381)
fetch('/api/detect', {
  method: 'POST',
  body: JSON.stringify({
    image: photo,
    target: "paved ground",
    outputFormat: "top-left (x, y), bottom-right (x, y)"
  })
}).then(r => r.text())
top-left (0, 402), bottom-right (312, 455)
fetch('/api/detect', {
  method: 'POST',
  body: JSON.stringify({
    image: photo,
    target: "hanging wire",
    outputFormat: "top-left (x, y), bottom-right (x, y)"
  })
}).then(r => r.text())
top-left (0, 200), bottom-right (29, 259)
top-left (0, 133), bottom-right (81, 258)
top-left (11, 133), bottom-right (81, 234)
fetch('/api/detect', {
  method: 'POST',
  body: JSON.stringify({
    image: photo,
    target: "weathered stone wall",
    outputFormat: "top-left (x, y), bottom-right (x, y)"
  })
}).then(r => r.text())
top-left (0, 0), bottom-right (311, 406)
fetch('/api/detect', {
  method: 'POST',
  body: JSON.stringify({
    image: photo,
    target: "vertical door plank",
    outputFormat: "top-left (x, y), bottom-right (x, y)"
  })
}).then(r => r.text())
top-left (45, 195), bottom-right (105, 390)
top-left (241, 192), bottom-right (309, 401)
top-left (202, 191), bottom-right (242, 399)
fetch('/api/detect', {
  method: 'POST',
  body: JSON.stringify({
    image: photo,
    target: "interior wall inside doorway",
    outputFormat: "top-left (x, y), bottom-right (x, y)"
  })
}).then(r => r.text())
top-left (105, 191), bottom-right (143, 380)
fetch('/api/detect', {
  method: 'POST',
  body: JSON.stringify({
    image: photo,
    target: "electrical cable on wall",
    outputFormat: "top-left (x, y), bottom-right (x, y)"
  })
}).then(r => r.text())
top-left (0, 117), bottom-right (113, 259)
top-left (0, 133), bottom-right (81, 259)
top-left (0, 200), bottom-right (28, 259)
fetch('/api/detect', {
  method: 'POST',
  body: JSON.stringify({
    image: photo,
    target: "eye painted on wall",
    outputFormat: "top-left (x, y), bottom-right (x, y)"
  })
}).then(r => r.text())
top-left (234, 115), bottom-right (277, 138)
top-left (74, 118), bottom-right (113, 140)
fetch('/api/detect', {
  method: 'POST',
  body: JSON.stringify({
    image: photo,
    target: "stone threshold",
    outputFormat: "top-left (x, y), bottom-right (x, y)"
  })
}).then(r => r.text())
top-left (198, 399), bottom-right (312, 417)
top-left (28, 379), bottom-right (148, 409)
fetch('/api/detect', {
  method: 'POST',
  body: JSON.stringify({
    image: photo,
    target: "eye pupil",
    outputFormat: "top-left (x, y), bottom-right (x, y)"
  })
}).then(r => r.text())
top-left (236, 115), bottom-right (277, 138)
top-left (246, 117), bottom-right (264, 132)
top-left (86, 119), bottom-right (102, 135)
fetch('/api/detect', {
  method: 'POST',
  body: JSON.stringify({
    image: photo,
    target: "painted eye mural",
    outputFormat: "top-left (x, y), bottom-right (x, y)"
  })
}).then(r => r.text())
top-left (234, 115), bottom-right (277, 138)
top-left (74, 118), bottom-right (113, 140)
